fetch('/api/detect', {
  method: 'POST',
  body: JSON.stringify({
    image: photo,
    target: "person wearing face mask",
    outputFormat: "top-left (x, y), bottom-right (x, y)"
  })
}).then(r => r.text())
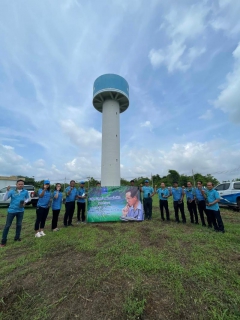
top-left (1, 180), bottom-right (29, 247)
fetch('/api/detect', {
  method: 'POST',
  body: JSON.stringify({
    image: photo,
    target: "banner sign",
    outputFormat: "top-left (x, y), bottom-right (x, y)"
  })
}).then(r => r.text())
top-left (87, 186), bottom-right (144, 222)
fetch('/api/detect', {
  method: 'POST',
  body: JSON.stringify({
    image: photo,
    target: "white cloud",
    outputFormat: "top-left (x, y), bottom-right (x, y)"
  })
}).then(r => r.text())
top-left (211, 0), bottom-right (240, 35)
top-left (199, 109), bottom-right (213, 120)
top-left (34, 159), bottom-right (46, 168)
top-left (214, 43), bottom-right (240, 123)
top-left (121, 140), bottom-right (240, 181)
top-left (64, 156), bottom-right (101, 180)
top-left (60, 119), bottom-right (102, 149)
top-left (164, 4), bottom-right (209, 41)
top-left (0, 144), bottom-right (31, 176)
top-left (140, 120), bottom-right (153, 130)
top-left (188, 47), bottom-right (206, 61)
top-left (149, 3), bottom-right (209, 72)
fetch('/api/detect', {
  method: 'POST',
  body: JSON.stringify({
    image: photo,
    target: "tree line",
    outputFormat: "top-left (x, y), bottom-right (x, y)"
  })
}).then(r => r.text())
top-left (18, 170), bottom-right (240, 190)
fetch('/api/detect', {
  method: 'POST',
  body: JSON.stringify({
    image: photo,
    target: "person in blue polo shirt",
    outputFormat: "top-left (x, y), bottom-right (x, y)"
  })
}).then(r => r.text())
top-left (35, 180), bottom-right (52, 238)
top-left (63, 180), bottom-right (78, 227)
top-left (77, 181), bottom-right (87, 223)
top-left (51, 183), bottom-right (63, 231)
top-left (194, 181), bottom-right (211, 227)
top-left (0, 179), bottom-right (29, 247)
top-left (204, 182), bottom-right (225, 233)
top-left (155, 182), bottom-right (170, 221)
top-left (185, 181), bottom-right (199, 224)
top-left (140, 180), bottom-right (154, 220)
top-left (170, 182), bottom-right (186, 223)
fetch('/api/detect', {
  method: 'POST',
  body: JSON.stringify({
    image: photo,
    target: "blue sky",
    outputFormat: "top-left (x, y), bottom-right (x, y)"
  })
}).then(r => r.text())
top-left (0, 0), bottom-right (240, 184)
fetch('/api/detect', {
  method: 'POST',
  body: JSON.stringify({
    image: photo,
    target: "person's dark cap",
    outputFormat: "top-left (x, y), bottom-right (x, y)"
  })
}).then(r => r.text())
top-left (145, 180), bottom-right (149, 183)
top-left (44, 180), bottom-right (50, 184)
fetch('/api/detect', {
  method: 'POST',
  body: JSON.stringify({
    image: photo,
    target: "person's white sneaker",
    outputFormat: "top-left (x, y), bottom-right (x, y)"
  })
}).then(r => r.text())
top-left (40, 231), bottom-right (46, 236)
top-left (35, 232), bottom-right (42, 238)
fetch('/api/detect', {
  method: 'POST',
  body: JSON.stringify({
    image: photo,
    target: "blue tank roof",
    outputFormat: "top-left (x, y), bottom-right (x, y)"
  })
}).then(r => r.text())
top-left (93, 74), bottom-right (129, 113)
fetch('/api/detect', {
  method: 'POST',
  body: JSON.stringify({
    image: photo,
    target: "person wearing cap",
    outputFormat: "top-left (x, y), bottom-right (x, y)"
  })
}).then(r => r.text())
top-left (63, 180), bottom-right (78, 227)
top-left (35, 180), bottom-right (52, 238)
top-left (170, 182), bottom-right (186, 223)
top-left (51, 183), bottom-right (63, 231)
top-left (140, 180), bottom-right (155, 220)
top-left (1, 179), bottom-right (30, 247)
top-left (77, 181), bottom-right (87, 223)
top-left (155, 182), bottom-right (170, 221)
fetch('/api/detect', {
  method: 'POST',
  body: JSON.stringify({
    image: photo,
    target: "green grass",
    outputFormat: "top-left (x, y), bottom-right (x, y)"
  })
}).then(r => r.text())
top-left (0, 198), bottom-right (240, 320)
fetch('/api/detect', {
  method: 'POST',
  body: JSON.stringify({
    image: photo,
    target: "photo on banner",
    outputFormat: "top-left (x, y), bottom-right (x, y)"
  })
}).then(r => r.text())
top-left (87, 186), bottom-right (144, 222)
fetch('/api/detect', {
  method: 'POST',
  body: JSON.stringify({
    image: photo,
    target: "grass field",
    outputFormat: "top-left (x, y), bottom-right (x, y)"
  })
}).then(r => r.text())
top-left (0, 197), bottom-right (240, 320)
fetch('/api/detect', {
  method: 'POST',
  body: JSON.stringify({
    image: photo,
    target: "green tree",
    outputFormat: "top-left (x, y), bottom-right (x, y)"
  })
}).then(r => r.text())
top-left (167, 170), bottom-right (180, 184)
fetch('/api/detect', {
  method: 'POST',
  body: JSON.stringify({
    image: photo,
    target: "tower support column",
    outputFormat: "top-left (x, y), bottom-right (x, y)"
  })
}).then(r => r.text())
top-left (101, 99), bottom-right (120, 186)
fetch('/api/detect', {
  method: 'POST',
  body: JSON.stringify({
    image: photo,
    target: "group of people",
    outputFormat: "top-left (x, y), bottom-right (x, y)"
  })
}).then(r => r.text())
top-left (0, 178), bottom-right (225, 247)
top-left (134, 179), bottom-right (224, 233)
top-left (0, 179), bottom-right (87, 246)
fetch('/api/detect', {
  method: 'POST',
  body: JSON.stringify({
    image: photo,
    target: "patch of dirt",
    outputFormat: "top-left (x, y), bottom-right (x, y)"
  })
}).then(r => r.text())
top-left (90, 223), bottom-right (115, 232)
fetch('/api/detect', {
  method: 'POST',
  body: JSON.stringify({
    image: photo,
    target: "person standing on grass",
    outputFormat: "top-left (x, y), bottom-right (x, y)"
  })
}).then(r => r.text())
top-left (204, 182), bottom-right (225, 233)
top-left (77, 181), bottom-right (87, 224)
top-left (155, 182), bottom-right (170, 221)
top-left (140, 180), bottom-right (155, 220)
top-left (185, 181), bottom-right (199, 224)
top-left (0, 180), bottom-right (30, 248)
top-left (194, 181), bottom-right (212, 228)
top-left (35, 180), bottom-right (52, 238)
top-left (63, 180), bottom-right (78, 227)
top-left (51, 183), bottom-right (63, 231)
top-left (170, 182), bottom-right (186, 223)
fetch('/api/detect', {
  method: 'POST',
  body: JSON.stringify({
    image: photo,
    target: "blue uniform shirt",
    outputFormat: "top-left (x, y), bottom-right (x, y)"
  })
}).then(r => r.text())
top-left (65, 186), bottom-right (77, 202)
top-left (156, 188), bottom-right (169, 200)
top-left (171, 187), bottom-right (183, 201)
top-left (6, 189), bottom-right (29, 213)
top-left (77, 187), bottom-right (86, 203)
top-left (37, 189), bottom-right (51, 208)
top-left (185, 187), bottom-right (196, 201)
top-left (52, 191), bottom-right (63, 210)
top-left (206, 189), bottom-right (220, 211)
top-left (195, 188), bottom-right (205, 201)
top-left (142, 186), bottom-right (154, 198)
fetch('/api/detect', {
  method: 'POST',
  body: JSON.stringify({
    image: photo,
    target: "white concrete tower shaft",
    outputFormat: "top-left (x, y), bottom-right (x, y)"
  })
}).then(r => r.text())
top-left (101, 100), bottom-right (120, 186)
top-left (93, 74), bottom-right (129, 187)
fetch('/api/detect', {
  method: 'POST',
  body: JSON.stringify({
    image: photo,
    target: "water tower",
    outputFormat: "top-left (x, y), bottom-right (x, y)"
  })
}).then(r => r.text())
top-left (93, 74), bottom-right (129, 186)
